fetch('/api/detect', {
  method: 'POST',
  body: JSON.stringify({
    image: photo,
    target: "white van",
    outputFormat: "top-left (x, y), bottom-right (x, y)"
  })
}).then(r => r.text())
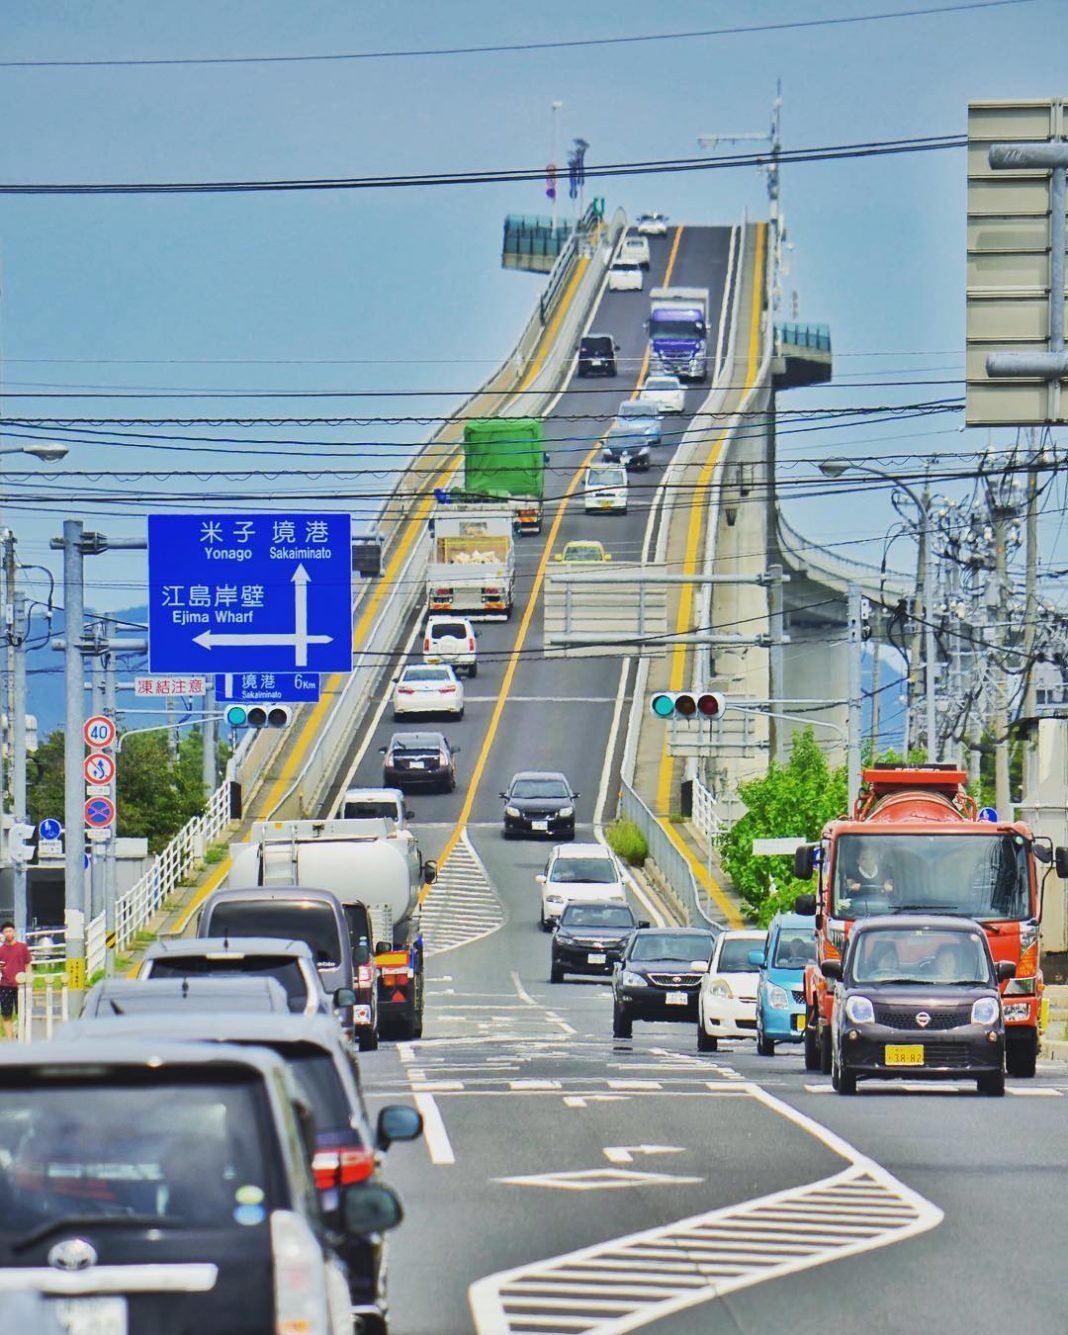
top-left (423, 614), bottom-right (478, 677)
top-left (619, 233), bottom-right (651, 270)
top-left (608, 260), bottom-right (643, 292)
top-left (584, 462), bottom-right (628, 515)
top-left (536, 842), bottom-right (628, 929)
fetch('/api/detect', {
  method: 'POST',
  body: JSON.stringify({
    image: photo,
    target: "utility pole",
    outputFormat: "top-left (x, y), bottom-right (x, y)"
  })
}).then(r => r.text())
top-left (55, 519), bottom-right (87, 995)
top-left (202, 676), bottom-right (217, 795)
top-left (992, 506), bottom-right (1012, 815)
top-left (922, 479), bottom-right (938, 761)
top-left (848, 582), bottom-right (863, 808)
top-left (102, 617), bottom-right (118, 977)
top-left (89, 632), bottom-right (106, 922)
top-left (767, 564), bottom-right (785, 763)
top-left (1021, 446), bottom-right (1040, 721)
top-left (11, 592), bottom-right (27, 937)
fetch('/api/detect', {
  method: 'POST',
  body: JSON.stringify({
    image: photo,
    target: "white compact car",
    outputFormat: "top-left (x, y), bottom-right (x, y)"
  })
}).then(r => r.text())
top-left (697, 929), bottom-right (768, 1051)
top-left (392, 663), bottom-right (464, 719)
top-left (584, 462), bottom-right (628, 514)
top-left (619, 233), bottom-right (651, 269)
top-left (639, 373), bottom-right (686, 415)
top-left (423, 614), bottom-right (478, 678)
top-left (608, 260), bottom-right (644, 292)
top-left (636, 212), bottom-right (669, 236)
top-left (536, 843), bottom-right (628, 930)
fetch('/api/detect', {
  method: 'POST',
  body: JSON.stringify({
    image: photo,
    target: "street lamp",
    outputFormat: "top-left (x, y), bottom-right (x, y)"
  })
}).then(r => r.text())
top-left (819, 457), bottom-right (937, 762)
top-left (1, 443), bottom-right (69, 462)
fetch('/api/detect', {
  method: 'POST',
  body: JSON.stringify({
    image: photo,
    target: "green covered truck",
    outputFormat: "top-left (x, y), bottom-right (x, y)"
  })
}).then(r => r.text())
top-left (461, 418), bottom-right (546, 534)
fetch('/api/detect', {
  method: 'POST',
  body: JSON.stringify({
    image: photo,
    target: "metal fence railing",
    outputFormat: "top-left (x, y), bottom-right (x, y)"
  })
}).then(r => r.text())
top-left (17, 975), bottom-right (69, 1042)
top-left (618, 780), bottom-right (722, 927)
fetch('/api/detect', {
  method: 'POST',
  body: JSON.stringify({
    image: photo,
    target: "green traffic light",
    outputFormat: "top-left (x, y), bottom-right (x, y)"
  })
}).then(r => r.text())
top-left (226, 705), bottom-right (248, 726)
top-left (651, 694), bottom-right (675, 718)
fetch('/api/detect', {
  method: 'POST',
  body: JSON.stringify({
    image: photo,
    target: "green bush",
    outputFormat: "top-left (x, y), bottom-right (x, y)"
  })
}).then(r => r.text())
top-left (606, 819), bottom-right (649, 867)
top-left (204, 844), bottom-right (227, 865)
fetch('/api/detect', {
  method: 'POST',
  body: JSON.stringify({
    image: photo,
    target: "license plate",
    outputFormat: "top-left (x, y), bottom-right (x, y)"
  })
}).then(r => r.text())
top-left (587, 953), bottom-right (607, 965)
top-left (793, 1014), bottom-right (806, 1032)
top-left (599, 500), bottom-right (615, 508)
top-left (885, 1044), bottom-right (924, 1066)
top-left (532, 820), bottom-right (549, 831)
top-left (353, 1005), bottom-right (372, 1024)
top-left (48, 1298), bottom-right (128, 1335)
top-left (408, 761), bottom-right (425, 770)
top-left (665, 991), bottom-right (688, 1006)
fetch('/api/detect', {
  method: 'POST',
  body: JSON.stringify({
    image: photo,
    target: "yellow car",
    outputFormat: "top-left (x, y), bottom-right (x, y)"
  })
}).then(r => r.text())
top-left (555, 540), bottom-right (613, 564)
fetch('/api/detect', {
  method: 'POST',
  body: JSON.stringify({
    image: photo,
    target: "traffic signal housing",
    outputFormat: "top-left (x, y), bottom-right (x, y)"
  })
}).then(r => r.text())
top-left (649, 691), bottom-right (726, 720)
top-left (225, 705), bottom-right (292, 729)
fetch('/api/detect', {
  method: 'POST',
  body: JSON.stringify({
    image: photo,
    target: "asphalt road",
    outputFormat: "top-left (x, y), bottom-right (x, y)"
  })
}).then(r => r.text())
top-left (326, 225), bottom-right (1068, 1335)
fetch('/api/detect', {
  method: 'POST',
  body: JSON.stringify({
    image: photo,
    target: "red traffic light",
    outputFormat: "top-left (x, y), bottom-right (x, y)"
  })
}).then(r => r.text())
top-left (696, 692), bottom-right (725, 718)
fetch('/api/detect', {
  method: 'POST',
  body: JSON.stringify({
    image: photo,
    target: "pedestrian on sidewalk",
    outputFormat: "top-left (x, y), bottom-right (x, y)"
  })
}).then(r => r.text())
top-left (0, 922), bottom-right (32, 1039)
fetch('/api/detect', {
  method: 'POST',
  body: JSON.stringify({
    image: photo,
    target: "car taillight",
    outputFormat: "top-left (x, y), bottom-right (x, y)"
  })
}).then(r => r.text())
top-left (441, 685), bottom-right (456, 694)
top-left (423, 639), bottom-right (431, 651)
top-left (270, 1209), bottom-right (330, 1334)
top-left (467, 637), bottom-right (475, 650)
top-left (398, 686), bottom-right (415, 694)
top-left (356, 964), bottom-right (375, 987)
top-left (311, 1146), bottom-right (376, 1191)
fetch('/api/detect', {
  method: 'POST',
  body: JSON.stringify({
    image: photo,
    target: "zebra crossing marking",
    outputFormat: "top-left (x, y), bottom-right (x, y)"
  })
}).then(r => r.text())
top-left (421, 830), bottom-right (505, 957)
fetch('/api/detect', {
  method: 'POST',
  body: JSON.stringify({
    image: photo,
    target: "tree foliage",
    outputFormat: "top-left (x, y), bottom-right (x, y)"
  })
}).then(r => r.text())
top-left (718, 729), bottom-right (847, 926)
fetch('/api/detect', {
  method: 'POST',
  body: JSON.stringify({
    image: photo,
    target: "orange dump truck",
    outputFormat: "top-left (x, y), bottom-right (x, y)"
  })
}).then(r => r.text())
top-left (794, 765), bottom-right (1066, 1078)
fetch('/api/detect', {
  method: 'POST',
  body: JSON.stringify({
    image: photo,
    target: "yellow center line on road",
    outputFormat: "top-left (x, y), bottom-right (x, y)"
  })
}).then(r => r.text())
top-left (652, 223), bottom-right (765, 928)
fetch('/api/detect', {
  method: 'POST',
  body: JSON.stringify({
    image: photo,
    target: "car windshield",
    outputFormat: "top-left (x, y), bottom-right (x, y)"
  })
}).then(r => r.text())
top-left (772, 930), bottom-right (817, 968)
top-left (850, 928), bottom-right (993, 985)
top-left (650, 316), bottom-right (705, 338)
top-left (563, 545), bottom-right (604, 561)
top-left (630, 933), bottom-right (714, 963)
top-left (147, 956), bottom-right (309, 1012)
top-left (561, 906), bottom-right (634, 929)
top-left (512, 778), bottom-right (570, 799)
top-left (283, 1046), bottom-right (354, 1135)
top-left (549, 858), bottom-right (617, 884)
top-left (717, 939), bottom-right (764, 972)
top-left (0, 1071), bottom-right (278, 1238)
top-left (207, 902), bottom-right (342, 968)
top-left (342, 799), bottom-right (400, 820)
top-left (94, 987), bottom-right (281, 1016)
top-left (587, 467), bottom-right (625, 488)
top-left (402, 667), bottom-right (451, 683)
top-left (831, 833), bottom-right (1032, 921)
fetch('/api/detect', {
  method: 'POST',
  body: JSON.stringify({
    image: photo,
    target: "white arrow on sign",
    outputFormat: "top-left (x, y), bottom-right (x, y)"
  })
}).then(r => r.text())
top-left (603, 1144), bottom-right (686, 1165)
top-left (192, 565), bottom-right (332, 667)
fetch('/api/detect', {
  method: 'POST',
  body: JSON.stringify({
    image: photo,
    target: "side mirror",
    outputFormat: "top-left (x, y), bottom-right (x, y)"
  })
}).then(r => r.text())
top-left (554, 553), bottom-right (563, 561)
top-left (690, 960), bottom-right (709, 973)
top-left (535, 874), bottom-right (547, 885)
top-left (450, 745), bottom-right (461, 754)
top-left (605, 554), bottom-right (613, 561)
top-left (820, 960), bottom-right (843, 981)
top-left (353, 939), bottom-right (372, 966)
top-left (423, 860), bottom-right (437, 885)
top-left (376, 1103), bottom-right (423, 1150)
top-left (638, 920), bottom-right (651, 929)
top-left (374, 940), bottom-right (391, 955)
top-left (997, 960), bottom-right (1017, 982)
top-left (499, 792), bottom-right (509, 799)
top-left (1033, 842), bottom-right (1051, 864)
top-left (1055, 847), bottom-right (1068, 879)
top-left (748, 950), bottom-right (764, 968)
top-left (343, 1184), bottom-right (404, 1236)
top-left (571, 792), bottom-right (580, 799)
top-left (794, 844), bottom-right (816, 880)
top-left (794, 893), bottom-right (817, 917)
top-left (334, 988), bottom-right (357, 1008)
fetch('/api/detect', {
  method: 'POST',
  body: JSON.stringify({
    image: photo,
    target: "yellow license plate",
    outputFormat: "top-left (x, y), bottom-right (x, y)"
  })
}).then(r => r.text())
top-left (793, 1014), bottom-right (806, 1032)
top-left (885, 1044), bottom-right (924, 1066)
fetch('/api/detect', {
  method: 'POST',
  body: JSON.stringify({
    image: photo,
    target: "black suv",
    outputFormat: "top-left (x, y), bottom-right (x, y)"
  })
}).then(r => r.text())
top-left (551, 902), bottom-right (646, 982)
top-left (824, 914), bottom-right (1013, 1097)
top-left (612, 926), bottom-right (719, 1037)
top-left (0, 1039), bottom-right (403, 1332)
top-left (381, 731), bottom-right (458, 793)
top-left (501, 770), bottom-right (578, 839)
top-left (577, 333), bottom-right (619, 377)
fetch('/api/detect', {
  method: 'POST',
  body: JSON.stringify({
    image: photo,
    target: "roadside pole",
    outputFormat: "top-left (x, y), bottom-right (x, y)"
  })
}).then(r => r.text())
top-left (56, 520), bottom-right (87, 1004)
top-left (202, 675), bottom-right (216, 795)
top-left (103, 619), bottom-right (118, 976)
top-left (11, 592), bottom-right (28, 937)
top-left (847, 582), bottom-right (863, 810)
top-left (89, 634), bottom-right (106, 923)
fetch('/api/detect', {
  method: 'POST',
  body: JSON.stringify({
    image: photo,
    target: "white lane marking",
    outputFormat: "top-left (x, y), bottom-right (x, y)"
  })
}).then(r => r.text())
top-left (334, 614), bottom-right (423, 798)
top-left (396, 1042), bottom-right (415, 1064)
top-left (413, 1092), bottom-right (456, 1166)
top-left (510, 1080), bottom-right (563, 1091)
top-left (469, 1079), bottom-right (943, 1333)
top-left (607, 1080), bottom-right (662, 1090)
top-left (603, 1146), bottom-right (684, 1165)
top-left (511, 971), bottom-right (540, 1007)
top-left (509, 969), bottom-right (579, 1037)
top-left (1008, 1087), bottom-right (1062, 1096)
top-left (713, 226), bottom-right (739, 381)
top-left (594, 661), bottom-right (630, 829)
top-left (422, 831), bottom-right (506, 958)
top-left (465, 695), bottom-right (618, 704)
top-left (411, 1081), bottom-right (465, 1092)
top-left (495, 1168), bottom-right (703, 1192)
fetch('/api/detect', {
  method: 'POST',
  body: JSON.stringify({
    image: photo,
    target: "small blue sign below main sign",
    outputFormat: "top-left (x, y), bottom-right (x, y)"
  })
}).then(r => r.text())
top-left (40, 818), bottom-right (63, 842)
top-left (216, 672), bottom-right (321, 705)
top-left (148, 514), bottom-right (353, 675)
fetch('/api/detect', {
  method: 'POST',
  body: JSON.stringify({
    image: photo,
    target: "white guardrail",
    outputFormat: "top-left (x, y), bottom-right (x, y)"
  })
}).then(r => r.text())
top-left (81, 210), bottom-right (623, 977)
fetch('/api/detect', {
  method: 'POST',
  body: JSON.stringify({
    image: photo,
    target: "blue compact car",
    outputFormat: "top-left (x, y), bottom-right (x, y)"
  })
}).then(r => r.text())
top-left (754, 912), bottom-right (817, 1055)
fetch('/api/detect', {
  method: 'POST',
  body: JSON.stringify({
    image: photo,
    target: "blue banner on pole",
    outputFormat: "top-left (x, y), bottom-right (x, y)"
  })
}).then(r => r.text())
top-left (148, 514), bottom-right (352, 674)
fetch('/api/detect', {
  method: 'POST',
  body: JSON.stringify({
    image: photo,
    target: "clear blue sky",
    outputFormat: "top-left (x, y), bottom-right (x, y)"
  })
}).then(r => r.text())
top-left (0, 0), bottom-right (1064, 643)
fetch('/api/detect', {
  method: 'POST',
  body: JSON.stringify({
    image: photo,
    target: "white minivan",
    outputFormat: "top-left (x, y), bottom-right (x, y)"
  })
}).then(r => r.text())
top-left (584, 462), bottom-right (628, 515)
top-left (423, 614), bottom-right (478, 677)
top-left (619, 233), bottom-right (651, 270)
top-left (537, 842), bottom-right (628, 930)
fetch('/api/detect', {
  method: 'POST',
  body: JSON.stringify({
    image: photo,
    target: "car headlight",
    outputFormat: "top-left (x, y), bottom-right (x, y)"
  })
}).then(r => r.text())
top-left (557, 806), bottom-right (574, 818)
top-left (504, 806), bottom-right (521, 817)
top-left (555, 934), bottom-right (575, 947)
top-left (844, 995), bottom-right (875, 1025)
top-left (709, 979), bottom-right (733, 998)
top-left (545, 894), bottom-right (565, 905)
top-left (971, 997), bottom-right (1001, 1025)
top-left (1004, 1001), bottom-right (1031, 1022)
top-left (621, 970), bottom-right (647, 988)
top-left (766, 984), bottom-right (789, 1010)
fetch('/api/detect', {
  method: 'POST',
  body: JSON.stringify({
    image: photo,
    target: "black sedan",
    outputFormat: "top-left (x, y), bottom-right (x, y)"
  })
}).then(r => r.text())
top-left (824, 915), bottom-right (1013, 1096)
top-left (381, 731), bottom-right (459, 793)
top-left (500, 770), bottom-right (578, 839)
top-left (612, 927), bottom-right (719, 1038)
top-left (551, 902), bottom-right (647, 983)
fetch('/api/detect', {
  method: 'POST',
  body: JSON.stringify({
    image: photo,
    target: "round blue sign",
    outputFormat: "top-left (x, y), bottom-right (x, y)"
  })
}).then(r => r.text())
top-left (40, 818), bottom-right (63, 842)
top-left (978, 806), bottom-right (998, 823)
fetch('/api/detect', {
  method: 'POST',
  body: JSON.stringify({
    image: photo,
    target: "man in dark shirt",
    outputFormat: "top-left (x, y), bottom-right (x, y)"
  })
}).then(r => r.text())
top-left (0, 922), bottom-right (32, 1039)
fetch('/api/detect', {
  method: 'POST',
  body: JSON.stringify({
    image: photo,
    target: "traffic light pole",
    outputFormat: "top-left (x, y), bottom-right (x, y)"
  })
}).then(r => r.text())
top-left (11, 592), bottom-right (28, 938)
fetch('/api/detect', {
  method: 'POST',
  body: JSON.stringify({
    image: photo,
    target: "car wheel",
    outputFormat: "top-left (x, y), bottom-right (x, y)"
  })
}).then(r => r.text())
top-left (820, 1027), bottom-right (832, 1075)
top-left (978, 1071), bottom-right (1006, 1096)
top-left (697, 1024), bottom-right (718, 1053)
top-left (392, 711), bottom-right (401, 722)
top-left (550, 963), bottom-right (563, 984)
top-left (357, 1026), bottom-right (379, 1053)
top-left (837, 1066), bottom-right (857, 1096)
top-left (757, 1032), bottom-right (775, 1057)
top-left (1005, 1033), bottom-right (1037, 1078)
top-left (803, 1019), bottom-right (821, 1071)
top-left (457, 707), bottom-right (465, 720)
top-left (612, 1004), bottom-right (632, 1039)
top-left (502, 827), bottom-right (513, 840)
top-left (540, 914), bottom-right (553, 932)
top-left (468, 663), bottom-right (478, 679)
top-left (448, 772), bottom-right (457, 793)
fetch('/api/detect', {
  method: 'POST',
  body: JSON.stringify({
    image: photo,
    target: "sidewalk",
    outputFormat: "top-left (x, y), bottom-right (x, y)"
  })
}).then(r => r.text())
top-left (1040, 983), bottom-right (1068, 1062)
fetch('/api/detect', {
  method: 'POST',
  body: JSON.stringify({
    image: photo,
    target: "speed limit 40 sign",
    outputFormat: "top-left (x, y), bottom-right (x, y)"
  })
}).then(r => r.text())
top-left (83, 715), bottom-right (116, 749)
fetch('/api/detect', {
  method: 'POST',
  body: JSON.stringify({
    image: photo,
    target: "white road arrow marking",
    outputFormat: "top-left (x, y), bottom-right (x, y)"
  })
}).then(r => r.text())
top-left (193, 565), bottom-right (331, 666)
top-left (495, 1167), bottom-right (703, 1192)
top-left (603, 1144), bottom-right (685, 1165)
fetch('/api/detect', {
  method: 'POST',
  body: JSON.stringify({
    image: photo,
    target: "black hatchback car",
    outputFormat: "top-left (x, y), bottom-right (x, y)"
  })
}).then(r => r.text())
top-left (551, 902), bottom-right (646, 982)
top-left (577, 333), bottom-right (619, 377)
top-left (381, 731), bottom-right (459, 793)
top-left (823, 915), bottom-right (1013, 1097)
top-left (612, 927), bottom-right (720, 1037)
top-left (501, 770), bottom-right (578, 839)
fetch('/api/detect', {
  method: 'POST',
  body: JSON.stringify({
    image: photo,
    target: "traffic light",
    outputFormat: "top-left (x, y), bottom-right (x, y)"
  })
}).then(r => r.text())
top-left (649, 691), bottom-right (726, 720)
top-left (225, 705), bottom-right (292, 729)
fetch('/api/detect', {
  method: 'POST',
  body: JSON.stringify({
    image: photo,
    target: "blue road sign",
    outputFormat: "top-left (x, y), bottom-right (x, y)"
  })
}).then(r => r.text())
top-left (84, 797), bottom-right (115, 829)
top-left (40, 818), bottom-right (63, 842)
top-left (148, 514), bottom-right (353, 674)
top-left (215, 672), bottom-right (321, 705)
